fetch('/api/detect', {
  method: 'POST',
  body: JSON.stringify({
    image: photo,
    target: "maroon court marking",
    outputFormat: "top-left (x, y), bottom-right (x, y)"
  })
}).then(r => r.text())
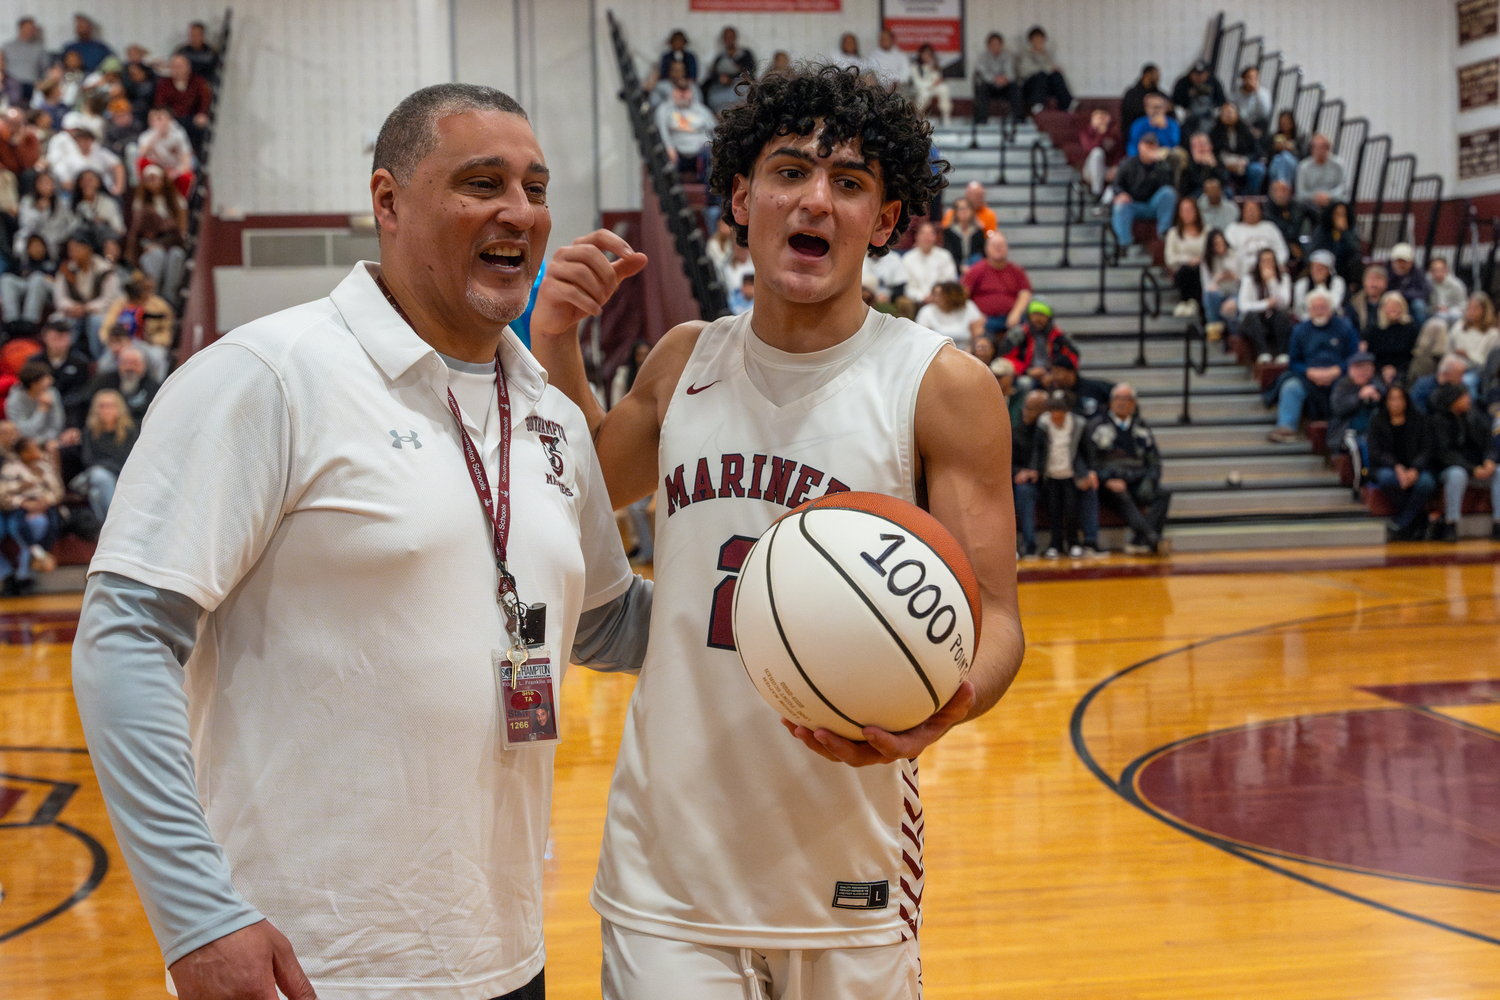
top-left (1135, 708), bottom-right (1500, 889)
top-left (1018, 547), bottom-right (1500, 584)
top-left (1359, 680), bottom-right (1500, 707)
top-left (0, 785), bottom-right (23, 822)
top-left (0, 610), bottom-right (79, 645)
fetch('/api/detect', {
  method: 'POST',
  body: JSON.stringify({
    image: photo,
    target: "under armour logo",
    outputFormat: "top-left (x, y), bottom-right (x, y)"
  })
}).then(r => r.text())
top-left (390, 430), bottom-right (422, 449)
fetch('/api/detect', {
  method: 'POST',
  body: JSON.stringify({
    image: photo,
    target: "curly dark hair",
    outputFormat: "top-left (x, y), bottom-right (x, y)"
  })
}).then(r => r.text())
top-left (708, 64), bottom-right (950, 259)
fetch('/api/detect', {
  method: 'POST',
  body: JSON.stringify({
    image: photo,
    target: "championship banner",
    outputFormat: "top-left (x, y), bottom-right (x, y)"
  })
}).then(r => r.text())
top-left (689, 0), bottom-right (840, 10)
top-left (881, 0), bottom-right (965, 77)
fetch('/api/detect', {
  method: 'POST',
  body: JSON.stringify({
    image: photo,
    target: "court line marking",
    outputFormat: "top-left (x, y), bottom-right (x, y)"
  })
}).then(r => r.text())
top-left (0, 821), bottom-right (109, 944)
top-left (1070, 594), bottom-right (1500, 947)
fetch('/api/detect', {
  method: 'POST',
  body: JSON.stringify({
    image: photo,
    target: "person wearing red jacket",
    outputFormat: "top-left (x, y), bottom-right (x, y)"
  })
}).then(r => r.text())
top-left (1000, 299), bottom-right (1079, 390)
top-left (1079, 107), bottom-right (1123, 198)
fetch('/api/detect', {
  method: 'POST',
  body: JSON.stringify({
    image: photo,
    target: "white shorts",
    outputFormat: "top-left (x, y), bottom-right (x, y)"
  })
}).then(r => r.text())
top-left (601, 918), bottom-right (921, 1000)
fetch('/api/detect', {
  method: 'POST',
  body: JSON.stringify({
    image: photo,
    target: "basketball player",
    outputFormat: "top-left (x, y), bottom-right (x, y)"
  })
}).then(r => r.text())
top-left (532, 66), bottom-right (1025, 998)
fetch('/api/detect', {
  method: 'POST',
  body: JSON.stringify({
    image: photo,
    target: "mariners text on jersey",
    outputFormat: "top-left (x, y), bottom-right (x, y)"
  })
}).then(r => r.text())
top-left (663, 453), bottom-right (851, 515)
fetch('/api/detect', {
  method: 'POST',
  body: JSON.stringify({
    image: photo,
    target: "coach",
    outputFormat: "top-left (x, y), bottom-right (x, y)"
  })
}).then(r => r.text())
top-left (73, 85), bottom-right (648, 1000)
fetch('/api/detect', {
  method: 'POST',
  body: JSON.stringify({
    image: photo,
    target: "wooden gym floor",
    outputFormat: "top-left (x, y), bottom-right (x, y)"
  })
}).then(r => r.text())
top-left (4, 542), bottom-right (1500, 998)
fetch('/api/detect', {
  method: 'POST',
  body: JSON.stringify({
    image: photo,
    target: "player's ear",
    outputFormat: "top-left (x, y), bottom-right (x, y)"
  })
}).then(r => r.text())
top-left (869, 197), bottom-right (902, 248)
top-left (371, 168), bottom-right (400, 238)
top-left (730, 174), bottom-right (752, 229)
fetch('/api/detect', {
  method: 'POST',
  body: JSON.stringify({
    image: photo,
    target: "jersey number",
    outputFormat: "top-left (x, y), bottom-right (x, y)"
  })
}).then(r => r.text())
top-left (706, 535), bottom-right (758, 650)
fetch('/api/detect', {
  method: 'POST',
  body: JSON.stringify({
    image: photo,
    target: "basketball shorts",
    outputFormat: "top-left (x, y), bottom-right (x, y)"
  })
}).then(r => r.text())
top-left (601, 918), bottom-right (920, 1000)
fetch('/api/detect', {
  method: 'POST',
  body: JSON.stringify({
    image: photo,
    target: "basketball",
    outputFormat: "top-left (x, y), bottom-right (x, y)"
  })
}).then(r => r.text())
top-left (732, 492), bottom-right (982, 741)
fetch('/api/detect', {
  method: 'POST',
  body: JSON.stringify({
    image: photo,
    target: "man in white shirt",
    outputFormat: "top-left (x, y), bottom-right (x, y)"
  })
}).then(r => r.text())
top-left (45, 115), bottom-right (126, 195)
top-left (73, 84), bottom-right (650, 1000)
top-left (867, 28), bottom-right (911, 89)
top-left (900, 219), bottom-right (957, 304)
top-left (1225, 199), bottom-right (1288, 277)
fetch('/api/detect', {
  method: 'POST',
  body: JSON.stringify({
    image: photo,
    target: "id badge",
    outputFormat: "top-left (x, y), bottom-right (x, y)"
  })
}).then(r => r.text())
top-left (498, 647), bottom-right (559, 748)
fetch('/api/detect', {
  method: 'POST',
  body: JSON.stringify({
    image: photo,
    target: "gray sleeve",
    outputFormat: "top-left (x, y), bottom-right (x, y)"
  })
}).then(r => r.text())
top-left (571, 574), bottom-right (653, 674)
top-left (72, 571), bottom-right (264, 966)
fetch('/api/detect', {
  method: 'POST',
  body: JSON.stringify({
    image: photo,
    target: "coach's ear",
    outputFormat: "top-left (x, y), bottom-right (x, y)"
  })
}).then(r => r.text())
top-left (868, 196), bottom-right (902, 249)
top-left (371, 168), bottom-right (401, 239)
top-left (730, 174), bottom-right (752, 228)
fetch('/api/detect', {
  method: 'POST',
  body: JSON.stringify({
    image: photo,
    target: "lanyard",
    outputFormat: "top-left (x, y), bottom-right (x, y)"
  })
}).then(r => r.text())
top-left (375, 276), bottom-right (524, 638)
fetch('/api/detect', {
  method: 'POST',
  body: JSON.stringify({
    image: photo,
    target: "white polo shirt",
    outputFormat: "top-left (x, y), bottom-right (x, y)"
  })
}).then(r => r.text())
top-left (91, 262), bottom-right (632, 999)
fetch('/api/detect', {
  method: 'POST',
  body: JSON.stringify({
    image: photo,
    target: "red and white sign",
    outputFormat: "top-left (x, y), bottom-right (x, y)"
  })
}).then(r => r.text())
top-left (882, 0), bottom-right (964, 74)
top-left (690, 0), bottom-right (840, 11)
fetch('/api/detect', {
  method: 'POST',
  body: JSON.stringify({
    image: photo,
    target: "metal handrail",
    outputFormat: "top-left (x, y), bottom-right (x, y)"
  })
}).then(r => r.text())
top-left (1026, 140), bottom-right (1048, 224)
top-left (1413, 177), bottom-right (1444, 269)
top-left (1059, 179), bottom-right (1087, 267)
top-left (1136, 267), bottom-right (1160, 367)
top-left (1095, 223), bottom-right (1120, 314)
top-left (1178, 318), bottom-right (1209, 425)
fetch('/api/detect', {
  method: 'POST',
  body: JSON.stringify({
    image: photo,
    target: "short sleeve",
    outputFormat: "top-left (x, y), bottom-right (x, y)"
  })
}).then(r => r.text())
top-left (575, 426), bottom-right (633, 612)
top-left (90, 342), bottom-right (291, 611)
top-left (964, 301), bottom-right (984, 325)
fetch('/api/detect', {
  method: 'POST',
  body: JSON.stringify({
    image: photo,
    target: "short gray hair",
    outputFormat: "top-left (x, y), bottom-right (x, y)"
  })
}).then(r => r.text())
top-left (1110, 382), bottom-right (1136, 400)
top-left (374, 83), bottom-right (528, 185)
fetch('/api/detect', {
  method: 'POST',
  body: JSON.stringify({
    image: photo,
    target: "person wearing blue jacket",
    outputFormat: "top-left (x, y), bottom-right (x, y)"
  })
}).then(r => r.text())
top-left (1267, 287), bottom-right (1358, 442)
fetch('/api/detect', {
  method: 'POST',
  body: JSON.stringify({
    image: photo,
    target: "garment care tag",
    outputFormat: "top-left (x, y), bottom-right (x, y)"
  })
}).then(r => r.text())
top-left (497, 648), bottom-right (559, 748)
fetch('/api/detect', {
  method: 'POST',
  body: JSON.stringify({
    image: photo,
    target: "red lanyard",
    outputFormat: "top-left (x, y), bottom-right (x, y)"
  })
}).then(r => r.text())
top-left (376, 276), bottom-right (522, 629)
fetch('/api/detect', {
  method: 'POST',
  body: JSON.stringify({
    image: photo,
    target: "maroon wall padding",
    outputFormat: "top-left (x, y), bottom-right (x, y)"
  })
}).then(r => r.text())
top-left (636, 177), bottom-right (704, 343)
top-left (597, 210), bottom-right (648, 386)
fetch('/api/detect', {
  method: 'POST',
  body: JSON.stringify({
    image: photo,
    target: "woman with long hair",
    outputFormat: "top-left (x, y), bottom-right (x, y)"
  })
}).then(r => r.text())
top-left (1366, 382), bottom-right (1436, 541)
top-left (126, 164), bottom-right (189, 307)
top-left (1367, 291), bottom-right (1420, 383)
top-left (75, 388), bottom-right (138, 521)
top-left (1165, 195), bottom-right (1207, 315)
top-left (1268, 109), bottom-right (1305, 187)
top-left (70, 168), bottom-right (125, 239)
top-left (912, 44), bottom-right (952, 125)
top-left (1311, 202), bottom-right (1363, 289)
top-left (1447, 290), bottom-right (1500, 397)
top-left (15, 171), bottom-right (75, 259)
top-left (1238, 247), bottom-right (1293, 361)
top-left (1198, 228), bottom-right (1240, 339)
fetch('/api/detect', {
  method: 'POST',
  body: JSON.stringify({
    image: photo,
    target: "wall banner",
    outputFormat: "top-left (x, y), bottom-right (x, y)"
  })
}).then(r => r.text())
top-left (881, 0), bottom-right (965, 78)
top-left (1458, 0), bottom-right (1499, 46)
top-left (1459, 128), bottom-right (1500, 180)
top-left (1459, 57), bottom-right (1500, 111)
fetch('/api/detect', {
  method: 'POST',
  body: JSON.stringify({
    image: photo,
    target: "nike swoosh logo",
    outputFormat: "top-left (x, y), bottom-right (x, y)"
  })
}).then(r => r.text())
top-left (685, 380), bottom-right (721, 395)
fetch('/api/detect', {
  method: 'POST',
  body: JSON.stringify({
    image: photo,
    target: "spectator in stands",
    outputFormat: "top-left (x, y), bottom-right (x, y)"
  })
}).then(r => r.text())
top-left (649, 61), bottom-right (698, 110)
top-left (829, 33), bottom-right (866, 74)
top-left (971, 32), bottom-right (1017, 126)
top-left (124, 164), bottom-right (188, 308)
top-left (992, 356), bottom-right (1019, 414)
top-left (2, 234), bottom-right (56, 334)
top-left (177, 21), bottom-right (220, 86)
top-left (862, 250), bottom-right (911, 316)
top-left (1296, 133), bottom-right (1347, 210)
top-left (48, 115), bottom-right (127, 196)
top-left (942, 180), bottom-right (997, 235)
top-left (63, 14), bottom-right (114, 73)
top-left (1428, 383), bottom-right (1498, 541)
top-left (1268, 111), bottom-right (1306, 188)
top-left (1012, 388), bottom-right (1047, 558)
top-left (1078, 107), bottom-right (1123, 200)
top-left (1265, 180), bottom-right (1308, 273)
top-left (1165, 194), bottom-right (1206, 316)
top-left (137, 106), bottom-right (196, 197)
top-left (122, 48), bottom-right (156, 122)
top-left (1085, 382), bottom-right (1171, 555)
top-left (0, 435), bottom-right (63, 592)
top-left (1234, 66), bottom-right (1272, 136)
top-left (86, 342), bottom-right (159, 422)
top-left (1047, 354), bottom-right (1112, 418)
top-left (728, 271), bottom-right (753, 315)
top-left (1384, 243), bottom-right (1430, 325)
top-left (1368, 383), bottom-right (1435, 541)
top-left (1241, 247), bottom-right (1294, 364)
top-left (942, 196), bottom-right (985, 267)
top-left (1226, 199), bottom-right (1289, 277)
top-left (31, 317), bottom-right (92, 426)
top-left (1120, 63), bottom-right (1167, 136)
top-left (702, 26), bottom-right (755, 112)
top-left (1367, 291), bottom-right (1420, 384)
top-left (963, 231), bottom-right (1033, 337)
top-left (1447, 291), bottom-right (1500, 397)
top-left (706, 217), bottom-right (734, 277)
top-left (1412, 354), bottom-right (1468, 415)
top-left (1171, 60), bottom-right (1225, 136)
top-left (8, 359), bottom-right (74, 447)
top-left (100, 271), bottom-right (175, 351)
top-left (0, 49), bottom-right (22, 107)
top-left (868, 29), bottom-right (910, 89)
top-left (657, 30), bottom-right (698, 85)
top-left (74, 387), bottom-right (135, 523)
top-left (153, 53), bottom-right (212, 154)
top-left (1179, 132), bottom-right (1227, 198)
top-left (1034, 388), bottom-right (1098, 558)
top-left (1210, 102), bottom-right (1265, 195)
top-left (1016, 26), bottom-right (1071, 115)
top-left (1292, 249), bottom-right (1346, 320)
top-left (1266, 288), bottom-right (1358, 442)
top-left (1, 105), bottom-right (43, 174)
top-left (912, 44), bottom-right (951, 126)
top-left (1310, 202), bottom-right (1363, 291)
top-left (915, 280), bottom-right (982, 351)
top-left (902, 219), bottom-right (957, 304)
top-left (1126, 93), bottom-right (1180, 159)
top-left (970, 334), bottom-right (998, 367)
top-left (1200, 228), bottom-right (1240, 339)
top-left (655, 78), bottom-right (715, 180)
top-left (3, 17), bottom-right (45, 102)
top-left (70, 168), bottom-right (124, 239)
top-left (1000, 298), bottom-right (1077, 391)
top-left (102, 98), bottom-right (139, 160)
top-left (1111, 132), bottom-right (1176, 256)
top-left (1328, 350), bottom-right (1384, 472)
top-left (1343, 263), bottom-right (1383, 339)
top-left (95, 318), bottom-right (169, 383)
top-left (1426, 257), bottom-right (1467, 326)
top-left (1197, 176), bottom-right (1239, 233)
top-left (54, 231), bottom-right (119, 357)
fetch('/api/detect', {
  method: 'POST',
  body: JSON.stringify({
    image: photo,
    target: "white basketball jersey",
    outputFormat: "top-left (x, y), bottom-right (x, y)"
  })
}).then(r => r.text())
top-left (592, 308), bottom-right (950, 950)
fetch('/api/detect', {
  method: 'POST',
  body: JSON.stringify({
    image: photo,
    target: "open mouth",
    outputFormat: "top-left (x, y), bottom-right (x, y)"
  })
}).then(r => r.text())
top-left (788, 232), bottom-right (830, 258)
top-left (478, 246), bottom-right (526, 271)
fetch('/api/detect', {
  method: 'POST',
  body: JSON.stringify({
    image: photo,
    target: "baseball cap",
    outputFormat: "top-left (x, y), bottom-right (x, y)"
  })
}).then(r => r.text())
top-left (1390, 243), bottom-right (1415, 262)
top-left (1309, 249), bottom-right (1336, 269)
top-left (61, 111), bottom-right (95, 136)
top-left (1348, 350), bottom-right (1376, 365)
top-left (1027, 299), bottom-right (1053, 317)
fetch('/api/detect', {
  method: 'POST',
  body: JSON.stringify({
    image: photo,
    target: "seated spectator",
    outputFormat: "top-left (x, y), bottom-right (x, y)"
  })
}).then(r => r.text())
top-left (1240, 249), bottom-right (1295, 364)
top-left (1126, 93), bottom-right (1181, 159)
top-left (0, 435), bottom-right (63, 592)
top-left (1292, 250), bottom-right (1347, 320)
top-left (1426, 257), bottom-right (1467, 325)
top-left (655, 79), bottom-right (715, 183)
top-left (1295, 134), bottom-right (1348, 210)
top-left (70, 168), bottom-right (124, 240)
top-left (1447, 291), bottom-right (1500, 397)
top-left (177, 21), bottom-right (221, 86)
top-left (1428, 383), bottom-right (1498, 541)
top-left (1483, 343), bottom-right (1500, 415)
top-left (54, 232), bottom-right (121, 358)
top-left (1171, 60), bottom-right (1225, 136)
top-left (1111, 132), bottom-right (1176, 255)
top-left (100, 271), bottom-right (175, 351)
top-left (30, 318), bottom-right (92, 425)
top-left (1120, 63), bottom-right (1168, 137)
top-left (4, 17), bottom-right (45, 103)
top-left (1200, 228), bottom-right (1241, 338)
top-left (1011, 388), bottom-right (1048, 558)
top-left (63, 14), bottom-right (114, 73)
top-left (1046, 355), bottom-right (1112, 418)
top-left (1179, 132), bottom-right (1227, 198)
top-left (1367, 291), bottom-right (1421, 384)
top-left (901, 220), bottom-right (957, 304)
top-left (32, 78), bottom-right (70, 133)
top-left (706, 217), bottom-right (735, 277)
top-left (862, 250), bottom-right (911, 316)
top-left (942, 197), bottom-right (985, 267)
top-left (999, 298), bottom-right (1077, 391)
top-left (1015, 26), bottom-right (1071, 114)
top-left (1268, 111), bottom-right (1307, 188)
top-left (915, 280), bottom-right (983, 351)
top-left (1209, 102), bottom-right (1265, 195)
top-left (1165, 195), bottom-right (1207, 316)
top-left (1084, 383), bottom-right (1171, 555)
top-left (102, 98), bottom-right (141, 161)
top-left (137, 106), bottom-right (196, 197)
top-left (728, 271), bottom-right (753, 315)
top-left (127, 164), bottom-right (190, 308)
top-left (1306, 202), bottom-right (1360, 294)
top-left (1384, 243), bottom-right (1430, 326)
top-left (1079, 107), bottom-right (1123, 199)
top-left (912, 45), bottom-right (951, 126)
top-left (1196, 177), bottom-right (1239, 233)
top-left (1, 107), bottom-right (43, 184)
top-left (1411, 354), bottom-right (1469, 416)
top-left (1264, 180), bottom-right (1309, 273)
top-left (47, 115), bottom-right (127, 195)
top-left (1225, 198), bottom-right (1289, 276)
top-left (971, 32), bottom-right (1018, 126)
top-left (970, 334), bottom-right (998, 366)
top-left (123, 48), bottom-right (157, 122)
top-left (2, 234), bottom-right (57, 335)
top-left (766, 51), bottom-right (793, 78)
top-left (702, 26), bottom-right (756, 112)
top-left (1033, 389), bottom-right (1100, 558)
top-left (7, 360), bottom-right (77, 448)
top-left (1234, 66), bottom-right (1273, 136)
top-left (1266, 289), bottom-right (1358, 442)
top-left (86, 343), bottom-right (160, 422)
top-left (1368, 383), bottom-right (1436, 541)
top-left (829, 33), bottom-right (866, 74)
top-left (941, 181), bottom-right (997, 236)
top-left (1343, 262), bottom-right (1387, 342)
top-left (1328, 351), bottom-right (1385, 474)
top-left (655, 29), bottom-right (698, 85)
top-left (867, 29), bottom-right (910, 89)
top-left (962, 231), bottom-right (1033, 338)
top-left (992, 357), bottom-right (1021, 423)
top-left (153, 53), bottom-right (213, 155)
top-left (73, 388), bottom-right (136, 523)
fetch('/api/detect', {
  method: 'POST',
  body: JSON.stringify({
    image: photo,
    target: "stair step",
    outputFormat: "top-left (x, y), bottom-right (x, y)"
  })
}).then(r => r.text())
top-left (1139, 395), bottom-right (1267, 422)
top-left (1160, 454), bottom-right (1331, 483)
top-left (1154, 424), bottom-right (1305, 449)
top-left (1168, 486), bottom-right (1367, 518)
top-left (1163, 518), bottom-right (1385, 552)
